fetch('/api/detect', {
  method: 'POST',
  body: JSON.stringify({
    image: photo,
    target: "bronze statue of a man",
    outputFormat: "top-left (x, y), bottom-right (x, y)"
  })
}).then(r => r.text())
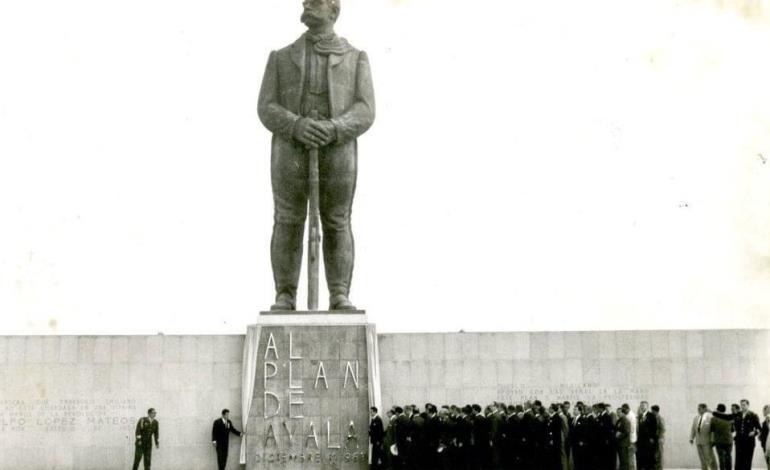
top-left (258, 0), bottom-right (375, 311)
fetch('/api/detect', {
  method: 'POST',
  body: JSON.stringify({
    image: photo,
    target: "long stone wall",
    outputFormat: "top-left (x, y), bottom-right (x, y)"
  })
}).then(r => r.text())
top-left (378, 329), bottom-right (770, 469)
top-left (0, 329), bottom-right (769, 469)
top-left (0, 335), bottom-right (244, 470)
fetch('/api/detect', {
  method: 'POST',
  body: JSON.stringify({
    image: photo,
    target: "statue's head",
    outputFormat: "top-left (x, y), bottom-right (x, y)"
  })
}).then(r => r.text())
top-left (301, 0), bottom-right (340, 28)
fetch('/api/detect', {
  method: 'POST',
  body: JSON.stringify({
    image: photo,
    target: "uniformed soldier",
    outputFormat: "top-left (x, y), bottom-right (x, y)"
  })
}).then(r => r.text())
top-left (132, 408), bottom-right (159, 470)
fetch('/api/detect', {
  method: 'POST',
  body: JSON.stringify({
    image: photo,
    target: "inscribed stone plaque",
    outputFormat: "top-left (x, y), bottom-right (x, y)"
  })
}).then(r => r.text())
top-left (248, 322), bottom-right (370, 470)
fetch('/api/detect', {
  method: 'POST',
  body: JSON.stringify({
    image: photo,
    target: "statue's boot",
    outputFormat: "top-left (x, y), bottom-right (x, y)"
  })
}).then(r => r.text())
top-left (270, 293), bottom-right (296, 311)
top-left (329, 294), bottom-right (356, 311)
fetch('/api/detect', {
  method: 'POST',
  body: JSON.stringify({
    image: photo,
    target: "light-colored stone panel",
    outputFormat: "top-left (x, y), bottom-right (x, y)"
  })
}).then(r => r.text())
top-left (737, 330), bottom-right (759, 358)
top-left (494, 333), bottom-right (515, 357)
top-left (651, 359), bottom-right (672, 386)
top-left (428, 360), bottom-right (446, 388)
top-left (634, 358), bottom-right (653, 385)
top-left (703, 330), bottom-right (721, 359)
top-left (616, 331), bottom-right (634, 359)
top-left (0, 337), bottom-right (7, 363)
top-left (529, 361), bottom-right (547, 385)
top-left (127, 336), bottom-right (147, 363)
top-left (512, 333), bottom-right (530, 359)
top-left (426, 334), bottom-right (444, 359)
top-left (670, 359), bottom-right (687, 387)
top-left (78, 337), bottom-right (96, 364)
top-left (547, 332), bottom-right (565, 359)
top-left (8, 337), bottom-right (26, 364)
top-left (512, 360), bottom-right (532, 387)
top-left (147, 335), bottom-right (164, 363)
top-left (479, 360), bottom-right (497, 388)
top-left (94, 337), bottom-right (112, 363)
top-left (599, 359), bottom-right (620, 386)
top-left (197, 336), bottom-right (214, 363)
top-left (598, 332), bottom-right (617, 359)
top-left (392, 334), bottom-right (410, 361)
top-left (42, 336), bottom-right (59, 363)
top-left (91, 364), bottom-right (112, 393)
top-left (686, 359), bottom-right (705, 385)
top-left (193, 363), bottom-right (214, 390)
top-left (444, 359), bottom-right (462, 389)
top-left (24, 337), bottom-right (43, 363)
top-left (112, 337), bottom-right (128, 363)
top-left (650, 331), bottom-right (669, 359)
top-left (409, 334), bottom-right (427, 360)
top-left (163, 335), bottom-right (182, 363)
top-left (719, 330), bottom-right (739, 358)
top-left (686, 331), bottom-right (704, 359)
top-left (213, 363), bottom-right (237, 390)
top-left (530, 333), bottom-right (548, 359)
top-left (668, 331), bottom-right (686, 358)
top-left (701, 359), bottom-right (722, 385)
top-left (564, 359), bottom-right (582, 384)
top-left (564, 332), bottom-right (582, 358)
top-left (379, 360), bottom-right (397, 388)
top-left (633, 331), bottom-right (652, 359)
top-left (496, 360), bottom-right (514, 385)
top-left (479, 334), bottom-right (497, 360)
top-left (460, 334), bottom-right (479, 359)
top-left (582, 358), bottom-right (600, 384)
top-left (461, 359), bottom-right (478, 388)
top-left (547, 360), bottom-right (565, 384)
top-left (409, 361), bottom-right (428, 388)
top-left (581, 332), bottom-right (600, 358)
top-left (443, 333), bottom-right (463, 360)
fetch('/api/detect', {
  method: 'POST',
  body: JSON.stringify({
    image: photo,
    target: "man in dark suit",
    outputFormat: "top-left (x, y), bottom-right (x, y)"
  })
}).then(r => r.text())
top-left (637, 401), bottom-right (658, 470)
top-left (423, 404), bottom-right (440, 470)
top-left (212, 408), bottom-right (242, 470)
top-left (369, 406), bottom-right (385, 469)
top-left (132, 408), bottom-right (159, 470)
top-left (570, 403), bottom-right (590, 470)
top-left (488, 403), bottom-right (504, 470)
top-left (395, 406), bottom-right (413, 470)
top-left (734, 399), bottom-right (761, 470)
top-left (258, 0), bottom-right (375, 311)
top-left (545, 404), bottom-right (566, 470)
top-left (597, 403), bottom-right (616, 470)
top-left (471, 404), bottom-right (490, 470)
top-left (383, 408), bottom-right (398, 470)
top-left (410, 405), bottom-right (426, 470)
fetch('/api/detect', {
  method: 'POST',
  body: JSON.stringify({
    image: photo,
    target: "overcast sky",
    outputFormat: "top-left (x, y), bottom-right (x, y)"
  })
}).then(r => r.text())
top-left (1, 0), bottom-right (769, 335)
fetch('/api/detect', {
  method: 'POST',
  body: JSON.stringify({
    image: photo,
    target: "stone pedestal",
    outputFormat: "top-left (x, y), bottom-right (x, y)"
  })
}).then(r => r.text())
top-left (244, 312), bottom-right (379, 470)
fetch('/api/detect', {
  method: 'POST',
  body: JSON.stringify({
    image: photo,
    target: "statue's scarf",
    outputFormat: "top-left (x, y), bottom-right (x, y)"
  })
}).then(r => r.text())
top-left (305, 31), bottom-right (352, 55)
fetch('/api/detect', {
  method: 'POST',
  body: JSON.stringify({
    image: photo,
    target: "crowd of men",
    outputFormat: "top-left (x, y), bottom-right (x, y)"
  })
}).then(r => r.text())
top-left (369, 400), bottom-right (665, 470)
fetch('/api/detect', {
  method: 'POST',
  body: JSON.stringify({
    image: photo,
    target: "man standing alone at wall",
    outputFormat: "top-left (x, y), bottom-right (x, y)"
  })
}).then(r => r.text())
top-left (212, 409), bottom-right (242, 470)
top-left (132, 408), bottom-right (159, 470)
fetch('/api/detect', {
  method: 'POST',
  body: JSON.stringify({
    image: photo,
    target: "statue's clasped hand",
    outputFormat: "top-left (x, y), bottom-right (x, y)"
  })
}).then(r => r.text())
top-left (293, 117), bottom-right (336, 148)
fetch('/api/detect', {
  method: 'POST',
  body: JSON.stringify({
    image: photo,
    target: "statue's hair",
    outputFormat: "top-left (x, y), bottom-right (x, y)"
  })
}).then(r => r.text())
top-left (329, 0), bottom-right (340, 19)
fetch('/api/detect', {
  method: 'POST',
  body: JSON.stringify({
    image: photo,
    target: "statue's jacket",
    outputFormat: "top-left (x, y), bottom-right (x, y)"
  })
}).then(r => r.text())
top-left (258, 34), bottom-right (375, 166)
